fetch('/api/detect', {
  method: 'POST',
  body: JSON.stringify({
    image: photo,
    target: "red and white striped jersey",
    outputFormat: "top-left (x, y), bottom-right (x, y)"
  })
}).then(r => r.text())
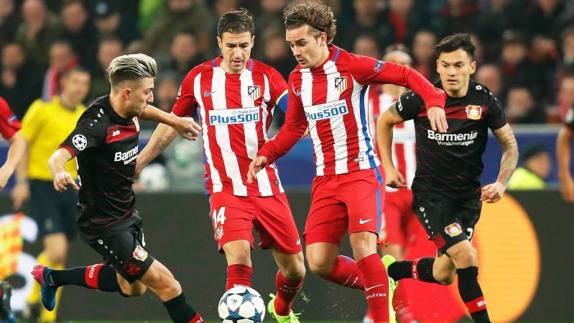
top-left (369, 89), bottom-right (416, 191)
top-left (259, 45), bottom-right (445, 176)
top-left (172, 57), bottom-right (288, 197)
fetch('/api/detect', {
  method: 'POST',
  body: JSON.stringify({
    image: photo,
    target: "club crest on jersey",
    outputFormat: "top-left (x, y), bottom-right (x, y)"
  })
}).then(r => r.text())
top-left (373, 60), bottom-right (384, 72)
top-left (465, 105), bottom-right (482, 120)
top-left (247, 85), bottom-right (260, 100)
top-left (444, 223), bottom-right (463, 237)
top-left (216, 226), bottom-right (224, 239)
top-left (334, 76), bottom-right (347, 92)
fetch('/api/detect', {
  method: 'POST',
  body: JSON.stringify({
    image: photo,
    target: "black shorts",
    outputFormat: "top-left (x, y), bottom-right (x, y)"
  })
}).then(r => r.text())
top-left (29, 180), bottom-right (77, 239)
top-left (412, 196), bottom-right (481, 255)
top-left (85, 213), bottom-right (154, 283)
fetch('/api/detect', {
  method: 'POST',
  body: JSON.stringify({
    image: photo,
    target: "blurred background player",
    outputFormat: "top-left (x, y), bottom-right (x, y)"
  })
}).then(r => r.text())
top-left (508, 144), bottom-right (552, 190)
top-left (11, 66), bottom-right (90, 322)
top-left (378, 33), bottom-right (518, 323)
top-left (0, 96), bottom-right (25, 323)
top-left (37, 53), bottom-right (205, 323)
top-left (248, 2), bottom-right (447, 322)
top-left (557, 103), bottom-right (574, 202)
top-left (362, 46), bottom-right (419, 323)
top-left (136, 9), bottom-right (305, 323)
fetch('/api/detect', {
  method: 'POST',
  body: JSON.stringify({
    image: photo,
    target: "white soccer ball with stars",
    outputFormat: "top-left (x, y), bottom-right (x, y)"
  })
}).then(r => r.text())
top-left (218, 285), bottom-right (266, 323)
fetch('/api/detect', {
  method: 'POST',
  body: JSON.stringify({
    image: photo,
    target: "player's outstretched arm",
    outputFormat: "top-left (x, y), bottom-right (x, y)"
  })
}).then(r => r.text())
top-left (0, 132), bottom-right (26, 190)
top-left (556, 126), bottom-right (574, 202)
top-left (48, 148), bottom-right (79, 192)
top-left (140, 105), bottom-right (201, 141)
top-left (136, 122), bottom-right (178, 177)
top-left (377, 103), bottom-right (407, 188)
top-left (482, 124), bottom-right (518, 203)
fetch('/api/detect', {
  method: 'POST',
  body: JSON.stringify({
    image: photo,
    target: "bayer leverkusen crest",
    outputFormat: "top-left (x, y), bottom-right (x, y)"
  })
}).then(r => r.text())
top-left (247, 85), bottom-right (260, 101)
top-left (335, 76), bottom-right (347, 92)
top-left (465, 105), bottom-right (482, 120)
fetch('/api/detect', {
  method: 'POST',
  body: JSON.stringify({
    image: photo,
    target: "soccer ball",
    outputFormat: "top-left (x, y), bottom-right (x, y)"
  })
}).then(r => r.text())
top-left (218, 285), bottom-right (266, 323)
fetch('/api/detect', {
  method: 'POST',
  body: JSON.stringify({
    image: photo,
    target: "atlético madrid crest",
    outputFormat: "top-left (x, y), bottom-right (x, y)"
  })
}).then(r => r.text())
top-left (335, 76), bottom-right (347, 92)
top-left (247, 85), bottom-right (260, 101)
top-left (465, 105), bottom-right (482, 120)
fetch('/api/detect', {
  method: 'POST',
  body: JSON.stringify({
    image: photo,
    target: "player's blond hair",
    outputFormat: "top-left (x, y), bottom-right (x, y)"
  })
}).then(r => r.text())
top-left (284, 0), bottom-right (337, 43)
top-left (107, 53), bottom-right (157, 86)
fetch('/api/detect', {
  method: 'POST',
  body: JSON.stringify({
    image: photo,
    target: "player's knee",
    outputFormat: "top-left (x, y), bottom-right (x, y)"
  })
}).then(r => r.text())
top-left (452, 247), bottom-right (478, 268)
top-left (282, 260), bottom-right (306, 280)
top-left (224, 246), bottom-right (251, 265)
top-left (307, 258), bottom-right (331, 277)
top-left (434, 270), bottom-right (456, 285)
top-left (163, 278), bottom-right (182, 297)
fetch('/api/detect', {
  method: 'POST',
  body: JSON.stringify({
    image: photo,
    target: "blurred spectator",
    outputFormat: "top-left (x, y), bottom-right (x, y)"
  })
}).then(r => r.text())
top-left (379, 0), bottom-right (429, 47)
top-left (476, 0), bottom-right (522, 62)
top-left (0, 0), bottom-right (20, 48)
top-left (259, 28), bottom-right (294, 80)
top-left (506, 86), bottom-right (547, 124)
top-left (353, 33), bottom-right (381, 58)
top-left (560, 26), bottom-right (574, 66)
top-left (138, 0), bottom-right (166, 31)
top-left (0, 42), bottom-right (42, 119)
top-left (15, 0), bottom-right (61, 68)
top-left (434, 0), bottom-right (479, 37)
top-left (558, 73), bottom-right (574, 119)
top-left (158, 31), bottom-right (205, 81)
top-left (93, 0), bottom-right (141, 48)
top-left (254, 0), bottom-right (286, 58)
top-left (88, 36), bottom-right (124, 101)
top-left (41, 40), bottom-right (79, 100)
top-left (412, 29), bottom-right (437, 80)
top-left (144, 0), bottom-right (213, 55)
top-left (500, 30), bottom-right (546, 99)
top-left (59, 0), bottom-right (98, 72)
top-left (337, 0), bottom-right (385, 51)
top-left (508, 144), bottom-right (551, 190)
top-left (523, 0), bottom-right (572, 40)
top-left (475, 64), bottom-right (503, 99)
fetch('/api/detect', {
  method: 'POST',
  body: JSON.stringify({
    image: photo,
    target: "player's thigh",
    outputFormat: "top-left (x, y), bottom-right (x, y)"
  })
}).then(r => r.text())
top-left (412, 196), bottom-right (468, 255)
top-left (139, 259), bottom-right (178, 291)
top-left (254, 193), bottom-right (302, 254)
top-left (116, 272), bottom-right (147, 297)
top-left (433, 253), bottom-right (457, 284)
top-left (340, 168), bottom-right (384, 236)
top-left (304, 176), bottom-right (347, 246)
top-left (88, 222), bottom-right (155, 285)
top-left (209, 192), bottom-right (256, 252)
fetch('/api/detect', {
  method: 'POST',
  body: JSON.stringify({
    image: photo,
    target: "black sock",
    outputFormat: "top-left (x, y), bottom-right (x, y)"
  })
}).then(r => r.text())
top-left (388, 258), bottom-right (437, 283)
top-left (457, 267), bottom-right (490, 323)
top-left (163, 293), bottom-right (203, 323)
top-left (49, 264), bottom-right (120, 292)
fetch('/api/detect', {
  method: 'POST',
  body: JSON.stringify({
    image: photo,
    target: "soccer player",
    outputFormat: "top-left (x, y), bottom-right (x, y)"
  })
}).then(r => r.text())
top-left (557, 105), bottom-right (574, 202)
top-left (0, 97), bottom-right (25, 323)
top-left (136, 10), bottom-right (305, 323)
top-left (12, 66), bottom-right (90, 322)
top-left (378, 33), bottom-right (519, 323)
top-left (247, 2), bottom-right (447, 322)
top-left (34, 53), bottom-right (205, 323)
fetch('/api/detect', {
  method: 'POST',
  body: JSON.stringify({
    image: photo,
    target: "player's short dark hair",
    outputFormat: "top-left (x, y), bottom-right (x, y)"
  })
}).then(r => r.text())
top-left (284, 0), bottom-right (337, 43)
top-left (107, 53), bottom-right (157, 87)
top-left (435, 33), bottom-right (475, 59)
top-left (217, 8), bottom-right (255, 38)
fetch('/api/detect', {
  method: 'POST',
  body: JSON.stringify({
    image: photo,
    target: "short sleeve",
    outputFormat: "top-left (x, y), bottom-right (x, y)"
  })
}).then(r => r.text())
top-left (396, 92), bottom-right (425, 121)
top-left (486, 95), bottom-right (507, 130)
top-left (172, 69), bottom-right (198, 117)
top-left (0, 97), bottom-right (20, 140)
top-left (60, 110), bottom-right (106, 157)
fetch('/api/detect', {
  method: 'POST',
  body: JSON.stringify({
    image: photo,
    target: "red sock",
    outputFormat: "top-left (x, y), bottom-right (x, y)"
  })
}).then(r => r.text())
top-left (274, 271), bottom-right (303, 316)
top-left (393, 284), bottom-right (416, 323)
top-left (358, 254), bottom-right (389, 323)
top-left (325, 255), bottom-right (364, 289)
top-left (188, 313), bottom-right (204, 323)
top-left (225, 264), bottom-right (252, 291)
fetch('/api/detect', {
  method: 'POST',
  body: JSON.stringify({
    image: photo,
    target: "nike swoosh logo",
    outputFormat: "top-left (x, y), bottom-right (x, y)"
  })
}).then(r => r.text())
top-left (365, 283), bottom-right (385, 291)
top-left (203, 90), bottom-right (216, 97)
top-left (359, 219), bottom-right (373, 225)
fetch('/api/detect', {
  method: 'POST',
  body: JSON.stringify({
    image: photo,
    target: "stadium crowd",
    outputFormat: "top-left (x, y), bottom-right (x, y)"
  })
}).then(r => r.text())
top-left (1, 0), bottom-right (574, 127)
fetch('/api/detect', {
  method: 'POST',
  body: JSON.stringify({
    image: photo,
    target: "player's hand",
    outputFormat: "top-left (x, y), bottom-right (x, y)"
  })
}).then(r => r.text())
top-left (53, 171), bottom-right (80, 192)
top-left (559, 176), bottom-right (574, 203)
top-left (247, 156), bottom-right (267, 183)
top-left (174, 117), bottom-right (201, 141)
top-left (11, 181), bottom-right (30, 210)
top-left (427, 106), bottom-right (448, 133)
top-left (481, 181), bottom-right (505, 203)
top-left (384, 167), bottom-right (407, 188)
